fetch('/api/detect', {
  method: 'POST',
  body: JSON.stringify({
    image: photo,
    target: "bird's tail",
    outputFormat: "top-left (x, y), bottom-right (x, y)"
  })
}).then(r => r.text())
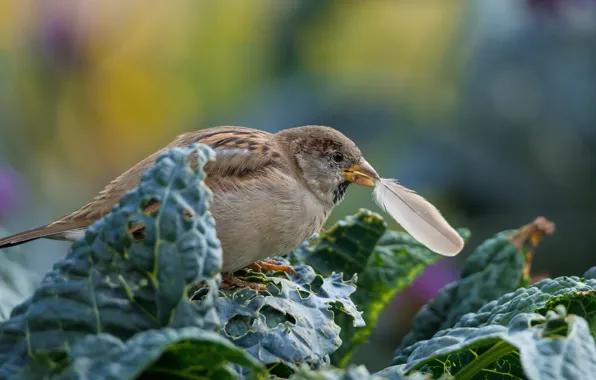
top-left (0, 223), bottom-right (85, 249)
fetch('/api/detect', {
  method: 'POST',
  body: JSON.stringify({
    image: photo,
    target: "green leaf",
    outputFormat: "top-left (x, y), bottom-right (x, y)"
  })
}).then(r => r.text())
top-left (395, 218), bottom-right (554, 356)
top-left (192, 259), bottom-right (365, 374)
top-left (35, 327), bottom-right (265, 380)
top-left (0, 144), bottom-right (227, 378)
top-left (291, 209), bottom-right (469, 367)
top-left (290, 209), bottom-right (388, 277)
top-left (332, 228), bottom-right (470, 366)
top-left (396, 309), bottom-right (596, 380)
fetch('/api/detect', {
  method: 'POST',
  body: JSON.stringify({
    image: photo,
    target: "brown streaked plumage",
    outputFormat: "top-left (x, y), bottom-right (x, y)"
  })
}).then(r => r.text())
top-left (0, 125), bottom-right (379, 285)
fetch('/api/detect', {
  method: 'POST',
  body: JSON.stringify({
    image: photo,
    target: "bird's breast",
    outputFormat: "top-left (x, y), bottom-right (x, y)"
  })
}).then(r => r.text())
top-left (209, 171), bottom-right (331, 273)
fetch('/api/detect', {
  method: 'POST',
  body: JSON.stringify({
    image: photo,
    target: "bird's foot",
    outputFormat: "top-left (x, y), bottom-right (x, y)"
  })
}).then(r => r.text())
top-left (221, 273), bottom-right (267, 291)
top-left (249, 260), bottom-right (297, 276)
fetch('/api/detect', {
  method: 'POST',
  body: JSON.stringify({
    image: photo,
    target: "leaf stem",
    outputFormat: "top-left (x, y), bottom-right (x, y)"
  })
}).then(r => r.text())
top-left (454, 341), bottom-right (516, 380)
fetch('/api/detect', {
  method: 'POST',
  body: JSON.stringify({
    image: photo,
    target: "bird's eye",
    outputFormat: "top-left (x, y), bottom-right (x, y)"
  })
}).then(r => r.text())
top-left (331, 152), bottom-right (344, 163)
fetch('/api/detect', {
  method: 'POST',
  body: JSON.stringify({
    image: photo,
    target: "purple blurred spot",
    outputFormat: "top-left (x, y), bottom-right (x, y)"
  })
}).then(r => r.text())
top-left (0, 164), bottom-right (25, 217)
top-left (528, 0), bottom-right (595, 14)
top-left (397, 261), bottom-right (460, 304)
top-left (528, 0), bottom-right (561, 12)
top-left (39, 15), bottom-right (84, 68)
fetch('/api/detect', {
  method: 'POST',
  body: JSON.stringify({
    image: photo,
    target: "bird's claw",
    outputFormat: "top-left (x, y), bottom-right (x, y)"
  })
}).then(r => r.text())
top-left (252, 260), bottom-right (297, 276)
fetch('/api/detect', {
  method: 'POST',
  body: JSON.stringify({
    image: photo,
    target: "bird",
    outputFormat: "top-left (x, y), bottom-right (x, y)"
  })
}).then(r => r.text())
top-left (0, 125), bottom-right (383, 290)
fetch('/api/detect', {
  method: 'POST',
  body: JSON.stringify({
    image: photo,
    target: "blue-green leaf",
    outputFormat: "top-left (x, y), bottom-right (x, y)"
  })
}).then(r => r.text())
top-left (194, 259), bottom-right (364, 374)
top-left (455, 276), bottom-right (596, 336)
top-left (38, 327), bottom-right (265, 380)
top-left (397, 309), bottom-right (596, 380)
top-left (0, 144), bottom-right (228, 378)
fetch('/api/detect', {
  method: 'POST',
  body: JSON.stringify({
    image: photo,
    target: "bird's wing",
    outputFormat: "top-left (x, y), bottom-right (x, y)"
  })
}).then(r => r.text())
top-left (0, 126), bottom-right (288, 248)
top-left (55, 126), bottom-right (284, 226)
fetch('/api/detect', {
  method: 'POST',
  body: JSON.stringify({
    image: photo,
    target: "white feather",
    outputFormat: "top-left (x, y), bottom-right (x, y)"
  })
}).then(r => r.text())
top-left (372, 178), bottom-right (464, 256)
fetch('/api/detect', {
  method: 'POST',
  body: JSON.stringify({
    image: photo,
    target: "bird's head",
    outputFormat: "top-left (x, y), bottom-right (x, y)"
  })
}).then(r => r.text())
top-left (276, 125), bottom-right (379, 206)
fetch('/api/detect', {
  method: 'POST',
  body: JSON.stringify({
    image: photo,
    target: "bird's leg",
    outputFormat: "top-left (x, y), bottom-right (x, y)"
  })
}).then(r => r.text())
top-left (253, 260), bottom-right (297, 276)
top-left (221, 273), bottom-right (267, 291)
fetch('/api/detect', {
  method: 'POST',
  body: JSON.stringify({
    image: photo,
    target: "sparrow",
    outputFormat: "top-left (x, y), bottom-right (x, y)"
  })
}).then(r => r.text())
top-left (0, 125), bottom-right (381, 290)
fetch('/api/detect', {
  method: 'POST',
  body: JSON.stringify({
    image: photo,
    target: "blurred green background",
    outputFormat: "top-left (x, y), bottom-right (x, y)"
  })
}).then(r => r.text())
top-left (1, 0), bottom-right (595, 371)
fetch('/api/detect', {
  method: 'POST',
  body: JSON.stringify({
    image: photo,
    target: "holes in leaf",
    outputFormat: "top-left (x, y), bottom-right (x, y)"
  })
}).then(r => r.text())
top-left (224, 314), bottom-right (256, 338)
top-left (260, 305), bottom-right (296, 329)
top-left (265, 282), bottom-right (281, 296)
top-left (309, 275), bottom-right (324, 294)
top-left (126, 218), bottom-right (146, 241)
top-left (297, 289), bottom-right (311, 299)
top-left (188, 280), bottom-right (211, 300)
top-left (131, 228), bottom-right (144, 241)
top-left (183, 208), bottom-right (194, 221)
top-left (140, 197), bottom-right (160, 215)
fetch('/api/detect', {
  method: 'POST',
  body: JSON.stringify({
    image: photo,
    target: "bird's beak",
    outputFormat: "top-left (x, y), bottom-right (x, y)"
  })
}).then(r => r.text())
top-left (343, 159), bottom-right (380, 188)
